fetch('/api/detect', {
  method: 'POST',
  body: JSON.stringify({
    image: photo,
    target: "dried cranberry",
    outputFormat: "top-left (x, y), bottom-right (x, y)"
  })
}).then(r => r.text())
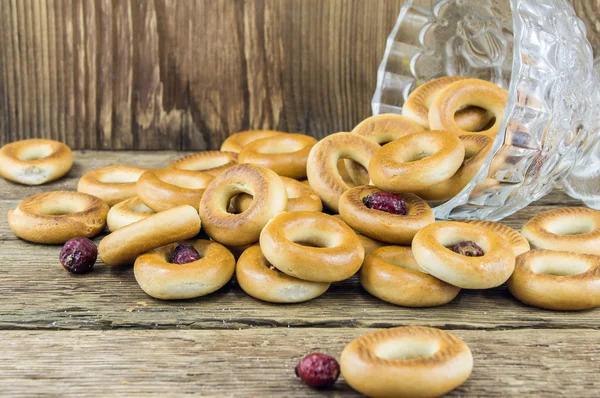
top-left (452, 240), bottom-right (484, 257)
top-left (59, 238), bottom-right (97, 274)
top-left (170, 243), bottom-right (201, 264)
top-left (295, 353), bottom-right (340, 389)
top-left (362, 191), bottom-right (407, 215)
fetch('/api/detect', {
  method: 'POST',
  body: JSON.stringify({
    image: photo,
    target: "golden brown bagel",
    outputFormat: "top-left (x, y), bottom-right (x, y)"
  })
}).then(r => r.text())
top-left (260, 211), bottom-right (364, 282)
top-left (360, 246), bottom-right (460, 307)
top-left (412, 221), bottom-right (516, 289)
top-left (462, 220), bottom-right (530, 256)
top-left (428, 78), bottom-right (508, 137)
top-left (402, 75), bottom-right (492, 130)
top-left (417, 134), bottom-right (493, 201)
top-left (369, 130), bottom-right (465, 192)
top-left (220, 130), bottom-right (283, 153)
top-left (134, 239), bottom-right (235, 300)
top-left (136, 169), bottom-right (213, 212)
top-left (230, 176), bottom-right (322, 213)
top-left (7, 191), bottom-right (109, 244)
top-left (339, 186), bottom-right (434, 245)
top-left (340, 326), bottom-right (473, 398)
top-left (77, 165), bottom-right (146, 206)
top-left (236, 245), bottom-right (330, 303)
top-left (507, 250), bottom-right (600, 311)
top-left (521, 207), bottom-right (600, 255)
top-left (306, 132), bottom-right (380, 212)
top-left (98, 205), bottom-right (201, 267)
top-left (199, 164), bottom-right (287, 246)
top-left (238, 133), bottom-right (317, 180)
top-left (0, 139), bottom-right (73, 185)
top-left (106, 197), bottom-right (155, 232)
top-left (169, 151), bottom-right (238, 176)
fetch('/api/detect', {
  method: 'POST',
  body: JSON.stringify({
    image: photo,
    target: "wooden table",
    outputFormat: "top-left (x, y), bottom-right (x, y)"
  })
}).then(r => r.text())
top-left (1, 151), bottom-right (599, 397)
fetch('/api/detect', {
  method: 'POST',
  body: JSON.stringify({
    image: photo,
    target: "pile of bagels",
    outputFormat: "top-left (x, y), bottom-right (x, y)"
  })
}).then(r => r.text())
top-left (1, 76), bottom-right (598, 312)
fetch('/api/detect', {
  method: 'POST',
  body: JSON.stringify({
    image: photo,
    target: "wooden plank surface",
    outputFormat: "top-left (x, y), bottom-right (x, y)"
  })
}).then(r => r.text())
top-left (1, 151), bottom-right (598, 396)
top-left (0, 0), bottom-right (599, 150)
top-left (1, 329), bottom-right (599, 397)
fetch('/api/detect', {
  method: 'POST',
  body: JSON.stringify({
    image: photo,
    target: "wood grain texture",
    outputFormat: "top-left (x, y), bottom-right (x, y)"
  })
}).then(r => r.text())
top-left (1, 0), bottom-right (596, 150)
top-left (1, 329), bottom-right (599, 397)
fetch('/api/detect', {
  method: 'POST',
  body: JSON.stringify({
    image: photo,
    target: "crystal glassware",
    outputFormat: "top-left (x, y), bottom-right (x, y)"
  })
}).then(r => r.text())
top-left (372, 0), bottom-right (600, 220)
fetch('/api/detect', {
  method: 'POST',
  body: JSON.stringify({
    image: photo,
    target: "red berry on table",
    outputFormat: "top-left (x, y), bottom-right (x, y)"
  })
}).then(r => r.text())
top-left (362, 192), bottom-right (408, 215)
top-left (59, 238), bottom-right (98, 274)
top-left (295, 353), bottom-right (340, 389)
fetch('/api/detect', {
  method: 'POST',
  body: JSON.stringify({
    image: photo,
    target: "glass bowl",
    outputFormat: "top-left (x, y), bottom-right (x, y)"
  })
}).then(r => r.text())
top-left (371, 0), bottom-right (600, 220)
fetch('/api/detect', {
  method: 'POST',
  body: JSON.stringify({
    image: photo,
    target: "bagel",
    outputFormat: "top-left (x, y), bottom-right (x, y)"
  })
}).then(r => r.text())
top-left (0, 139), bottom-right (73, 185)
top-left (402, 76), bottom-right (492, 130)
top-left (462, 220), bottom-right (530, 256)
top-left (417, 134), bottom-right (493, 201)
top-left (428, 78), bottom-right (508, 137)
top-left (260, 211), bottom-right (364, 282)
top-left (199, 164), bottom-right (287, 246)
top-left (98, 205), bottom-right (201, 266)
top-left (360, 246), bottom-right (460, 307)
top-left (236, 245), bottom-right (330, 303)
top-left (136, 169), bottom-right (214, 212)
top-left (229, 176), bottom-right (322, 213)
top-left (339, 186), bottom-right (434, 245)
top-left (77, 165), bottom-right (146, 206)
top-left (220, 130), bottom-right (283, 153)
top-left (507, 250), bottom-right (600, 311)
top-left (351, 114), bottom-right (424, 144)
top-left (306, 133), bottom-right (380, 212)
top-left (106, 197), bottom-right (156, 232)
top-left (7, 191), bottom-right (109, 244)
top-left (238, 133), bottom-right (317, 180)
top-left (170, 150), bottom-right (238, 176)
top-left (340, 326), bottom-right (473, 398)
top-left (521, 207), bottom-right (600, 255)
top-left (412, 221), bottom-right (516, 289)
top-left (134, 239), bottom-right (235, 300)
top-left (369, 130), bottom-right (465, 192)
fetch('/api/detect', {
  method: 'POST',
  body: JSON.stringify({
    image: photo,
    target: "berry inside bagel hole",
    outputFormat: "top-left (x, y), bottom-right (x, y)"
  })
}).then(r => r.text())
top-left (170, 243), bottom-right (201, 265)
top-left (362, 192), bottom-right (407, 215)
top-left (374, 339), bottom-right (439, 361)
top-left (452, 240), bottom-right (484, 257)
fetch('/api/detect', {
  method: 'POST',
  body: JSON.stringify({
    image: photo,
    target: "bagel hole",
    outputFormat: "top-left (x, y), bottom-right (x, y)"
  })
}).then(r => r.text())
top-left (37, 203), bottom-right (85, 216)
top-left (338, 158), bottom-right (370, 186)
top-left (382, 255), bottom-right (424, 273)
top-left (159, 174), bottom-right (209, 190)
top-left (454, 106), bottom-right (494, 132)
top-left (374, 339), bottom-right (439, 361)
top-left (130, 202), bottom-right (154, 213)
top-left (440, 236), bottom-right (488, 256)
top-left (99, 171), bottom-right (141, 184)
top-left (17, 145), bottom-right (53, 160)
top-left (531, 257), bottom-right (591, 276)
top-left (227, 193), bottom-right (254, 214)
top-left (291, 233), bottom-right (338, 249)
top-left (545, 219), bottom-right (595, 236)
top-left (255, 140), bottom-right (305, 154)
top-left (180, 155), bottom-right (231, 171)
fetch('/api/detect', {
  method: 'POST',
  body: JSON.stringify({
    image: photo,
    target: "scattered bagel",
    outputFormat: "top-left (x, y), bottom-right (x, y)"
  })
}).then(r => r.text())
top-left (412, 221), bottom-right (516, 289)
top-left (402, 75), bottom-right (492, 130)
top-left (199, 164), bottom-right (287, 246)
top-left (339, 186), bottom-right (434, 245)
top-left (236, 245), bottom-right (330, 303)
top-left (137, 168), bottom-right (213, 212)
top-left (428, 78), bottom-right (508, 137)
top-left (0, 139), bottom-right (73, 185)
top-left (369, 130), bottom-right (465, 192)
top-left (521, 207), bottom-right (600, 255)
top-left (341, 326), bottom-right (473, 398)
top-left (77, 165), bottom-right (146, 206)
top-left (306, 132), bottom-right (380, 212)
top-left (360, 246), bottom-right (460, 307)
top-left (220, 130), bottom-right (283, 153)
top-left (106, 197), bottom-right (156, 232)
top-left (238, 133), bottom-right (317, 180)
top-left (230, 176), bottom-right (322, 213)
top-left (134, 239), bottom-right (235, 300)
top-left (8, 191), bottom-right (109, 244)
top-left (260, 211), bottom-right (364, 282)
top-left (98, 205), bottom-right (201, 267)
top-left (507, 250), bottom-right (600, 311)
top-left (170, 150), bottom-right (238, 176)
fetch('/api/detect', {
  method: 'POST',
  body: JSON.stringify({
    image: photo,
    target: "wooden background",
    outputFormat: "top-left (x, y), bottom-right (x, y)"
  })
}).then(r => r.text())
top-left (0, 0), bottom-right (599, 150)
